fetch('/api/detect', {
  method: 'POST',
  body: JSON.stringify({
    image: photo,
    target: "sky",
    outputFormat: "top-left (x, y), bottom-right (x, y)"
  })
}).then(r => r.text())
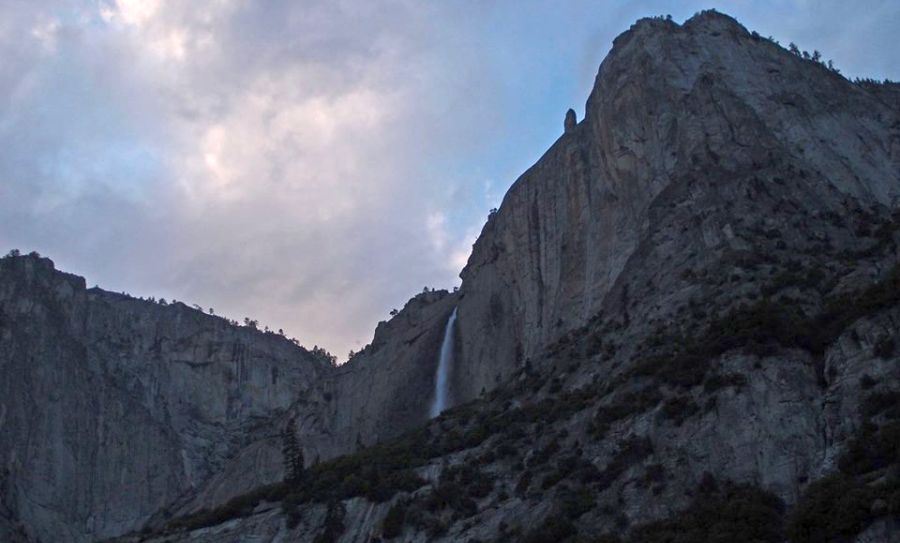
top-left (1, 1), bottom-right (898, 359)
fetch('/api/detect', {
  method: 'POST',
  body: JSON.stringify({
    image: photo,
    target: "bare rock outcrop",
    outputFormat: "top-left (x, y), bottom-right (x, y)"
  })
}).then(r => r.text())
top-left (0, 255), bottom-right (461, 541)
top-left (325, 291), bottom-right (458, 454)
top-left (0, 255), bottom-right (332, 542)
top-left (453, 10), bottom-right (900, 404)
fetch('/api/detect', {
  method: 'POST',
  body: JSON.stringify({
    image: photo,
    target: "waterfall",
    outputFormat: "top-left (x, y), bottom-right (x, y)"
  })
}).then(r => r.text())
top-left (430, 307), bottom-right (458, 418)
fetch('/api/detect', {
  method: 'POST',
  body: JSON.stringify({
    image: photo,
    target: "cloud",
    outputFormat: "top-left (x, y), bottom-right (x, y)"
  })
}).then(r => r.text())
top-left (0, 0), bottom-right (493, 357)
top-left (0, 0), bottom-right (897, 358)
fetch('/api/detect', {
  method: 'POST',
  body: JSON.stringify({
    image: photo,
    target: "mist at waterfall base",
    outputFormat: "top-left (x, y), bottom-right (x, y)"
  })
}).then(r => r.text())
top-left (430, 307), bottom-right (458, 418)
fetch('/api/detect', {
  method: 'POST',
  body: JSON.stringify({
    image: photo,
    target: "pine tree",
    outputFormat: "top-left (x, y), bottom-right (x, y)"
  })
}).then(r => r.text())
top-left (281, 423), bottom-right (304, 482)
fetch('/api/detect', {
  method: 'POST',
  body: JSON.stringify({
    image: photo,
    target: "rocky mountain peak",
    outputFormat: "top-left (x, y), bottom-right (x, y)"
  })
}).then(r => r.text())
top-left (564, 108), bottom-right (577, 133)
top-left (682, 8), bottom-right (745, 31)
top-left (454, 4), bottom-right (899, 411)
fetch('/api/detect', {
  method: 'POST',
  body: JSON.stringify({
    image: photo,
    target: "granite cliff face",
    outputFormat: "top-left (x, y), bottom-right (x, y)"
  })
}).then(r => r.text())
top-left (324, 291), bottom-right (458, 453)
top-left (0, 255), bottom-right (334, 541)
top-left (0, 256), bottom-right (457, 542)
top-left (3, 9), bottom-right (900, 543)
top-left (452, 11), bottom-right (900, 404)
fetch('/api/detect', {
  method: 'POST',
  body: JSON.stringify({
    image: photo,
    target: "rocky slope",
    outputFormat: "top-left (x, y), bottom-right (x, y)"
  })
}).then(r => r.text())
top-left (168, 291), bottom-right (459, 521)
top-left (452, 10), bottom-right (900, 404)
top-left (3, 9), bottom-right (900, 543)
top-left (0, 255), bottom-right (458, 542)
top-left (0, 255), bottom-right (334, 542)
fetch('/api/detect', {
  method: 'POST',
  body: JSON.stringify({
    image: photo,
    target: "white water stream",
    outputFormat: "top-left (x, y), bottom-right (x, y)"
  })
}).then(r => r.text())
top-left (430, 307), bottom-right (458, 418)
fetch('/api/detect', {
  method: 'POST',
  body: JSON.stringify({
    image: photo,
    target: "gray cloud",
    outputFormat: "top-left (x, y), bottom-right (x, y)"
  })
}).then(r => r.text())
top-left (1, 1), bottom-right (897, 358)
top-left (0, 0), bottom-right (492, 357)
